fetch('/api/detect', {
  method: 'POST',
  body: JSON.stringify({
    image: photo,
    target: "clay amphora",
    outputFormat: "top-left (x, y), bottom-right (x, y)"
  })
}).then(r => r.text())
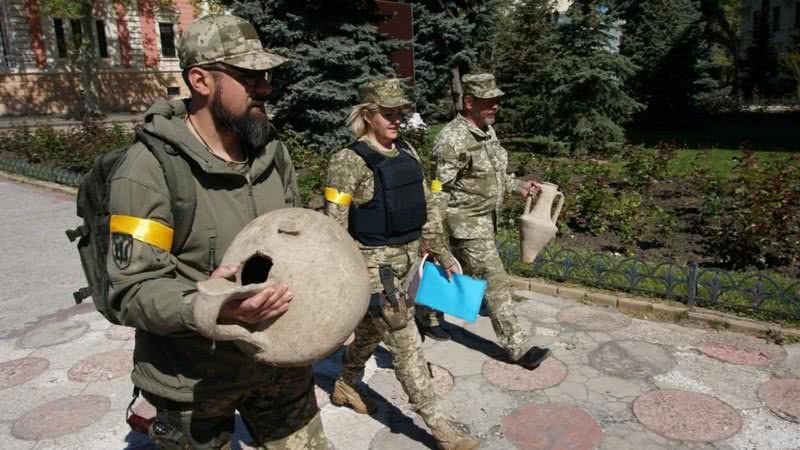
top-left (520, 182), bottom-right (564, 263)
top-left (194, 208), bottom-right (371, 366)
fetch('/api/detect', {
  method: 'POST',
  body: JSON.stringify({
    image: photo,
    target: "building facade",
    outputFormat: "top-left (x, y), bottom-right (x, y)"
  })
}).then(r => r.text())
top-left (0, 0), bottom-right (212, 116)
top-left (740, 0), bottom-right (800, 56)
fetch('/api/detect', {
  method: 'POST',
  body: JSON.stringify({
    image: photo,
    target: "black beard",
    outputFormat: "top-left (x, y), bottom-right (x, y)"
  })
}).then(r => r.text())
top-left (210, 86), bottom-right (271, 152)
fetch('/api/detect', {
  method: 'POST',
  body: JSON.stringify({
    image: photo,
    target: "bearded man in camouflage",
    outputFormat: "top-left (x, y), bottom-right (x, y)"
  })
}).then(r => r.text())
top-left (428, 73), bottom-right (552, 370)
top-left (323, 78), bottom-right (479, 450)
top-left (106, 15), bottom-right (327, 449)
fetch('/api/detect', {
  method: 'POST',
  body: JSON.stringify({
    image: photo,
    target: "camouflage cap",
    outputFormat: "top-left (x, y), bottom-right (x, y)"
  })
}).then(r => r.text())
top-left (178, 15), bottom-right (288, 70)
top-left (358, 78), bottom-right (412, 109)
top-left (462, 73), bottom-right (504, 99)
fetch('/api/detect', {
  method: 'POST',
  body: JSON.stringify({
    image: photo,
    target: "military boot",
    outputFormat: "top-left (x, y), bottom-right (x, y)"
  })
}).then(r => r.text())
top-left (331, 379), bottom-right (377, 415)
top-left (430, 420), bottom-right (480, 450)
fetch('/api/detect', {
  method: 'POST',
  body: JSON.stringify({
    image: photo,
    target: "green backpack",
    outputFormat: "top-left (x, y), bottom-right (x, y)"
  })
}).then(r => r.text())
top-left (66, 129), bottom-right (196, 324)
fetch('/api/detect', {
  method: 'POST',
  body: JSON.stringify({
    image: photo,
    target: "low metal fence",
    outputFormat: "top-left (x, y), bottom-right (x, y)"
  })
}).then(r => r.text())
top-left (498, 239), bottom-right (800, 321)
top-left (0, 159), bottom-right (83, 187)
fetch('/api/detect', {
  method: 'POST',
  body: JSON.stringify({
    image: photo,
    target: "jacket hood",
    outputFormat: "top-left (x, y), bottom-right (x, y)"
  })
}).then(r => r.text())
top-left (141, 98), bottom-right (277, 178)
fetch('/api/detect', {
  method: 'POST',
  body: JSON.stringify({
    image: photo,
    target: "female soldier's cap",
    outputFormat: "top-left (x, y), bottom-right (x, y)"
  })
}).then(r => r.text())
top-left (358, 78), bottom-right (412, 108)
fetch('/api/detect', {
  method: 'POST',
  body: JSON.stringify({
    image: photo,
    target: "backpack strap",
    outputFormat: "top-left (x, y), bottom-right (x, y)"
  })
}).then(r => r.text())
top-left (135, 129), bottom-right (196, 253)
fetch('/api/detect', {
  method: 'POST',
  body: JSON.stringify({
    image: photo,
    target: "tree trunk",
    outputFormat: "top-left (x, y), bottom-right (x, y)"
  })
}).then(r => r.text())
top-left (78, 16), bottom-right (102, 117)
top-left (450, 65), bottom-right (462, 117)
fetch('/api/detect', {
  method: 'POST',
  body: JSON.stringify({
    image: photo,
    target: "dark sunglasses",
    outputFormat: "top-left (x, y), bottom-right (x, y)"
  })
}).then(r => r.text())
top-left (202, 64), bottom-right (272, 90)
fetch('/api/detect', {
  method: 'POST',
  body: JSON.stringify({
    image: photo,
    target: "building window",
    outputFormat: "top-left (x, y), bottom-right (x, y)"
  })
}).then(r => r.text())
top-left (0, 1), bottom-right (14, 68)
top-left (166, 86), bottom-right (180, 97)
top-left (95, 20), bottom-right (108, 58)
top-left (772, 6), bottom-right (780, 31)
top-left (54, 18), bottom-right (67, 58)
top-left (159, 23), bottom-right (176, 58)
top-left (795, 2), bottom-right (799, 28)
top-left (69, 19), bottom-right (82, 49)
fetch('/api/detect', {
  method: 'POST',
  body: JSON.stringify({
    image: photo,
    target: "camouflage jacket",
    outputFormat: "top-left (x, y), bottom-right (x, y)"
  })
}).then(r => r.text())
top-left (324, 137), bottom-right (455, 291)
top-left (432, 114), bottom-right (522, 239)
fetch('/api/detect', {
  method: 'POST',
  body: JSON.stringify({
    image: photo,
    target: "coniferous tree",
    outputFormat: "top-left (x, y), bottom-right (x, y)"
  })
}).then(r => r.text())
top-left (742, 0), bottom-right (779, 97)
top-left (549, 0), bottom-right (642, 153)
top-left (493, 0), bottom-right (561, 139)
top-left (618, 0), bottom-right (706, 117)
top-left (233, 0), bottom-right (398, 150)
top-left (411, 3), bottom-right (476, 119)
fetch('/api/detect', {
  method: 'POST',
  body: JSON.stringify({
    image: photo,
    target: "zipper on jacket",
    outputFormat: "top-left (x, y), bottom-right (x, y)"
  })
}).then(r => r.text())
top-left (207, 229), bottom-right (217, 275)
top-left (246, 176), bottom-right (258, 219)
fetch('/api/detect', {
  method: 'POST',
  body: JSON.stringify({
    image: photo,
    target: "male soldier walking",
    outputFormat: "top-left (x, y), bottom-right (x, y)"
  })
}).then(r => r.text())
top-left (426, 73), bottom-right (552, 369)
top-left (107, 16), bottom-right (327, 449)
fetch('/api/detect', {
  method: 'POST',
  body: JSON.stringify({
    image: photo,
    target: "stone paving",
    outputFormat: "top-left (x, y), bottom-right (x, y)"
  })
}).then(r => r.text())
top-left (2, 178), bottom-right (800, 450)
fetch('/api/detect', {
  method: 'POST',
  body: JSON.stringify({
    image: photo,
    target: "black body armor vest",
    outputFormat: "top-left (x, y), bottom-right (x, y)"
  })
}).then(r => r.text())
top-left (348, 141), bottom-right (428, 246)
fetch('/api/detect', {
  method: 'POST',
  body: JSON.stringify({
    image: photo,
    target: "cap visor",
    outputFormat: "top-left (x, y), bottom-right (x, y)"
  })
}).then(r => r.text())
top-left (223, 50), bottom-right (288, 71)
top-left (474, 88), bottom-right (505, 99)
top-left (376, 98), bottom-right (413, 109)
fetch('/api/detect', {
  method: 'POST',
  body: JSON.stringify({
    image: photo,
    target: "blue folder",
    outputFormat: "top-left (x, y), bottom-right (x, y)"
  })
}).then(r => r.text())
top-left (414, 261), bottom-right (487, 323)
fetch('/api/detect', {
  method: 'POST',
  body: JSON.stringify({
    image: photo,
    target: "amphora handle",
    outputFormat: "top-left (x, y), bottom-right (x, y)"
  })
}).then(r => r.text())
top-left (551, 192), bottom-right (565, 224)
top-left (194, 277), bottom-right (273, 347)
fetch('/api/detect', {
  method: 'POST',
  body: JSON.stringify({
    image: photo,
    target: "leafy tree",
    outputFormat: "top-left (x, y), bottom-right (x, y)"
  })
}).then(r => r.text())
top-left (41, 0), bottom-right (214, 117)
top-left (549, 0), bottom-right (642, 153)
top-left (233, 0), bottom-right (398, 150)
top-left (784, 51), bottom-right (800, 98)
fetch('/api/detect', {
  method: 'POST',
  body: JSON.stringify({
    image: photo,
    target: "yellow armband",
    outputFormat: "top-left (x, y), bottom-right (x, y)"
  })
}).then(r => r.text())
top-left (324, 187), bottom-right (353, 206)
top-left (430, 179), bottom-right (443, 193)
top-left (110, 215), bottom-right (174, 251)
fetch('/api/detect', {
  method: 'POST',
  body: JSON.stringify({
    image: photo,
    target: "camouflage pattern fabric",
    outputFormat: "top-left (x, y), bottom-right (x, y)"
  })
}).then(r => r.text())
top-left (144, 366), bottom-right (326, 449)
top-left (324, 137), bottom-right (451, 428)
top-left (451, 238), bottom-right (529, 360)
top-left (178, 15), bottom-right (288, 70)
top-left (462, 73), bottom-right (504, 99)
top-left (432, 113), bottom-right (530, 360)
top-left (432, 114), bottom-right (521, 239)
top-left (357, 78), bottom-right (412, 108)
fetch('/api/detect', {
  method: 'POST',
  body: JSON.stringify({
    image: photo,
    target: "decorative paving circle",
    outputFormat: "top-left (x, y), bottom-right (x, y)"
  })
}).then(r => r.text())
top-left (67, 350), bottom-right (133, 382)
top-left (430, 364), bottom-right (454, 398)
top-left (0, 357), bottom-right (49, 389)
top-left (105, 326), bottom-right (136, 341)
top-left (503, 403), bottom-right (603, 450)
top-left (589, 340), bottom-right (674, 378)
top-left (693, 332), bottom-right (785, 366)
top-left (12, 395), bottom-right (110, 440)
top-left (633, 390), bottom-right (742, 441)
top-left (16, 321), bottom-right (89, 349)
top-left (758, 379), bottom-right (800, 423)
top-left (699, 346), bottom-right (770, 366)
top-left (483, 357), bottom-right (567, 391)
top-left (557, 306), bottom-right (630, 332)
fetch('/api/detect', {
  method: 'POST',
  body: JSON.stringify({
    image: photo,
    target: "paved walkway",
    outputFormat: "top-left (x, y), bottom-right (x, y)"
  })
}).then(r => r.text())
top-left (1, 177), bottom-right (800, 450)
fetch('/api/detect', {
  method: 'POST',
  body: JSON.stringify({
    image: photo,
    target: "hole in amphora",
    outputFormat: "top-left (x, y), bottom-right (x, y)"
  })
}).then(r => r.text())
top-left (241, 253), bottom-right (273, 285)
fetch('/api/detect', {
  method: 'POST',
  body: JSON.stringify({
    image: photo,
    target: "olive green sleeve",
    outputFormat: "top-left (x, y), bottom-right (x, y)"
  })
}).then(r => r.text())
top-left (106, 147), bottom-right (198, 336)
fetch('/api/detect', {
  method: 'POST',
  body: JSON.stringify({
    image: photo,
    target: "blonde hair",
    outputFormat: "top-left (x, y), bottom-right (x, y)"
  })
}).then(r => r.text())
top-left (347, 103), bottom-right (380, 139)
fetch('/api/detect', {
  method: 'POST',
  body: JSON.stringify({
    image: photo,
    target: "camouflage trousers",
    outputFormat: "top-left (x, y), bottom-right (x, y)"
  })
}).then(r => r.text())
top-left (450, 237), bottom-right (530, 360)
top-left (143, 366), bottom-right (327, 450)
top-left (339, 307), bottom-right (447, 427)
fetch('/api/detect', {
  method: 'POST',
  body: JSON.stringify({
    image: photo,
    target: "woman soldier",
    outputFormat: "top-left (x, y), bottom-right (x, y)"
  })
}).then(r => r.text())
top-left (323, 78), bottom-right (480, 450)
